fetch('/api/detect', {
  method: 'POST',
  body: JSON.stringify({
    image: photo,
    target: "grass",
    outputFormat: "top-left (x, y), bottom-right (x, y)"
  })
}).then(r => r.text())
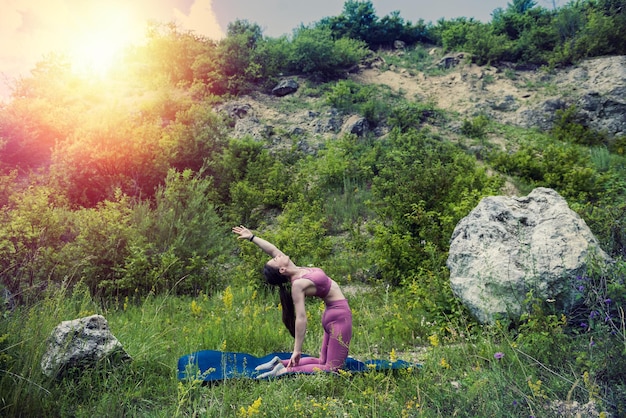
top-left (1, 274), bottom-right (622, 417)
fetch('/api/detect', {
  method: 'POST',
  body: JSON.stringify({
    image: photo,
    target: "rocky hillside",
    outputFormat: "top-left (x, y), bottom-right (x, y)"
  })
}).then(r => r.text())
top-left (217, 51), bottom-right (626, 173)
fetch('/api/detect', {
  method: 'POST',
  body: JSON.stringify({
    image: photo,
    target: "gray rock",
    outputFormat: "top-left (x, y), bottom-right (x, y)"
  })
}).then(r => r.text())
top-left (447, 188), bottom-right (609, 324)
top-left (488, 95), bottom-right (518, 112)
top-left (272, 79), bottom-right (299, 97)
top-left (219, 103), bottom-right (252, 119)
top-left (41, 315), bottom-right (131, 378)
top-left (393, 40), bottom-right (406, 50)
top-left (341, 115), bottom-right (369, 136)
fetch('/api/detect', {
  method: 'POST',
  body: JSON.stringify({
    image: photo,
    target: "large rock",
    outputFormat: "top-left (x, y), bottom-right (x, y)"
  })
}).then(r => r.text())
top-left (41, 315), bottom-right (131, 378)
top-left (271, 79), bottom-right (299, 97)
top-left (447, 188), bottom-right (609, 324)
top-left (341, 115), bottom-right (369, 136)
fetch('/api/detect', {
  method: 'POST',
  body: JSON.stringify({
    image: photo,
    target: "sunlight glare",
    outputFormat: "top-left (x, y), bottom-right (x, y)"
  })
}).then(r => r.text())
top-left (67, 3), bottom-right (142, 77)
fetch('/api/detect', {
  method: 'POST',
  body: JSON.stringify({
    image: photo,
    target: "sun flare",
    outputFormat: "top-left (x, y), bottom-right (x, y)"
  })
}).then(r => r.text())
top-left (65, 3), bottom-right (144, 77)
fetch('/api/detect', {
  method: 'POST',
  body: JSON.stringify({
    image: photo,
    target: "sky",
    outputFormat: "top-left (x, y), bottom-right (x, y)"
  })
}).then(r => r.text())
top-left (1, 0), bottom-right (549, 100)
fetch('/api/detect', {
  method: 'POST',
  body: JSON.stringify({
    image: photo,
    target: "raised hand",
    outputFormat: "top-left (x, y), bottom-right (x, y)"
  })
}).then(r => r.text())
top-left (232, 225), bottom-right (253, 240)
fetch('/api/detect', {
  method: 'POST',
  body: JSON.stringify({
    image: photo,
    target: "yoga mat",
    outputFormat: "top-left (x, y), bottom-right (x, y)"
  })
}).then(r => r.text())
top-left (177, 350), bottom-right (419, 382)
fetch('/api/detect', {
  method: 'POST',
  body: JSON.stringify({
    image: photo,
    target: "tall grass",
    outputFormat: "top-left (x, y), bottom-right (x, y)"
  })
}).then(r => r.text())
top-left (1, 267), bottom-right (623, 417)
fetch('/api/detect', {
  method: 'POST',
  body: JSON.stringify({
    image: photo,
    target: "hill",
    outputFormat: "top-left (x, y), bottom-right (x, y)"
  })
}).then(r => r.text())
top-left (219, 50), bottom-right (626, 177)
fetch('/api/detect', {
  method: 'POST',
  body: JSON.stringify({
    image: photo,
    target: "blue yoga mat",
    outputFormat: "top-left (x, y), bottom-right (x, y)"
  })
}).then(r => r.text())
top-left (177, 350), bottom-right (419, 382)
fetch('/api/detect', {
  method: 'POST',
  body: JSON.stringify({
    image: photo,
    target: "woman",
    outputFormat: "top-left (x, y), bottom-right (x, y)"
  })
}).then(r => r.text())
top-left (232, 225), bottom-right (352, 378)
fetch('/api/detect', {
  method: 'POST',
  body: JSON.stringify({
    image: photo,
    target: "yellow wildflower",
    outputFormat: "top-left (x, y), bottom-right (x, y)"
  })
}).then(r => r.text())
top-left (222, 286), bottom-right (233, 311)
top-left (428, 334), bottom-right (439, 347)
top-left (190, 300), bottom-right (202, 316)
top-left (238, 396), bottom-right (262, 417)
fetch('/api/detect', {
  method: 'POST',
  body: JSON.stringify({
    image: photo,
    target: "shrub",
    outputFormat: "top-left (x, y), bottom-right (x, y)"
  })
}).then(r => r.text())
top-left (461, 115), bottom-right (490, 139)
top-left (286, 26), bottom-right (369, 80)
top-left (551, 105), bottom-right (607, 147)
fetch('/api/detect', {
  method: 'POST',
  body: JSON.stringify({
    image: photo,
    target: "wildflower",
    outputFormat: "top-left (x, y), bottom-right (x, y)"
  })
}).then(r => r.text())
top-left (580, 322), bottom-right (588, 329)
top-left (528, 379), bottom-right (545, 399)
top-left (589, 310), bottom-right (599, 319)
top-left (239, 396), bottom-right (262, 417)
top-left (604, 298), bottom-right (612, 305)
top-left (222, 286), bottom-right (234, 311)
top-left (494, 352), bottom-right (504, 360)
top-left (190, 300), bottom-right (202, 316)
top-left (578, 285), bottom-right (585, 292)
top-left (428, 334), bottom-right (439, 347)
top-left (440, 358), bottom-right (451, 369)
top-left (390, 348), bottom-right (398, 363)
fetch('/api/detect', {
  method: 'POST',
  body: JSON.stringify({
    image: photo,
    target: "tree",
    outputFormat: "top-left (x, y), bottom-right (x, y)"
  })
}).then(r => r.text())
top-left (286, 26), bottom-right (369, 80)
top-left (216, 20), bottom-right (266, 95)
top-left (508, 0), bottom-right (538, 14)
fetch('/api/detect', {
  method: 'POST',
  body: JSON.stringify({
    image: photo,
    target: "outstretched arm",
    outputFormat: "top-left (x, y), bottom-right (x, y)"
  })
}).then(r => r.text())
top-left (232, 225), bottom-right (283, 257)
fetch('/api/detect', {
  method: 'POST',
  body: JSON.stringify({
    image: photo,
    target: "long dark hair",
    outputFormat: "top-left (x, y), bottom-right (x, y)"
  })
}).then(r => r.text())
top-left (263, 264), bottom-right (296, 337)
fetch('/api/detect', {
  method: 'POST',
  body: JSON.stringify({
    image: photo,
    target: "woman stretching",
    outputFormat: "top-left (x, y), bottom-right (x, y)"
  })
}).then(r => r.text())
top-left (232, 225), bottom-right (353, 378)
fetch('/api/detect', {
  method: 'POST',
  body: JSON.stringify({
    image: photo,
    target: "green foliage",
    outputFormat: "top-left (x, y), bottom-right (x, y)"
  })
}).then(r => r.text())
top-left (216, 137), bottom-right (292, 225)
top-left (163, 101), bottom-right (229, 174)
top-left (0, 184), bottom-right (71, 303)
top-left (52, 110), bottom-right (170, 206)
top-left (551, 105), bottom-right (607, 146)
top-left (141, 22), bottom-right (216, 87)
top-left (55, 193), bottom-right (139, 297)
top-left (286, 26), bottom-right (369, 80)
top-left (369, 128), bottom-right (503, 286)
top-left (387, 101), bottom-right (444, 133)
top-left (318, 0), bottom-right (434, 48)
top-left (114, 169), bottom-right (231, 296)
top-left (430, 0), bottom-right (626, 67)
top-left (489, 133), bottom-right (604, 201)
top-left (325, 79), bottom-right (401, 125)
top-left (0, 170), bottom-right (17, 207)
top-left (215, 20), bottom-right (266, 95)
top-left (461, 114), bottom-right (491, 139)
top-left (381, 45), bottom-right (435, 74)
top-left (0, 58), bottom-right (82, 171)
top-left (436, 17), bottom-right (484, 52)
top-left (464, 23), bottom-right (514, 65)
top-left (515, 291), bottom-right (570, 365)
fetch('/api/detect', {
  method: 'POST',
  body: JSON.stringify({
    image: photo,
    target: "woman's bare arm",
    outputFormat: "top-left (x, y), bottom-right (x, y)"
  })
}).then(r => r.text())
top-left (232, 225), bottom-right (283, 257)
top-left (288, 280), bottom-right (307, 367)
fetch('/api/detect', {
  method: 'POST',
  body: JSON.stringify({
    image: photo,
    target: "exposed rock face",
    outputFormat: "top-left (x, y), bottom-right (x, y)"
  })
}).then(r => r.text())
top-left (517, 56), bottom-right (626, 136)
top-left (447, 188), bottom-right (609, 324)
top-left (41, 315), bottom-right (131, 378)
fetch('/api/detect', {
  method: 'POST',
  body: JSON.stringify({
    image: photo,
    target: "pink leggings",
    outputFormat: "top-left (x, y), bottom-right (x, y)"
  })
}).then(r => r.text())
top-left (283, 299), bottom-right (352, 372)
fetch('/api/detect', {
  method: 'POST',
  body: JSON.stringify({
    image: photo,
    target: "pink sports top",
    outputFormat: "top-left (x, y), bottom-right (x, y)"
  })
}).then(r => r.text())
top-left (301, 268), bottom-right (332, 299)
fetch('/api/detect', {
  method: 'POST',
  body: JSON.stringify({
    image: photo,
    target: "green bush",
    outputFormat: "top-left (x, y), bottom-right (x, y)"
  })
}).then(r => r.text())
top-left (0, 184), bottom-right (71, 303)
top-left (325, 80), bottom-right (401, 126)
top-left (369, 128), bottom-right (503, 288)
top-left (286, 26), bottom-right (369, 80)
top-left (127, 169), bottom-right (230, 295)
top-left (551, 105), bottom-right (607, 147)
top-left (388, 101), bottom-right (443, 133)
top-left (461, 115), bottom-right (491, 139)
